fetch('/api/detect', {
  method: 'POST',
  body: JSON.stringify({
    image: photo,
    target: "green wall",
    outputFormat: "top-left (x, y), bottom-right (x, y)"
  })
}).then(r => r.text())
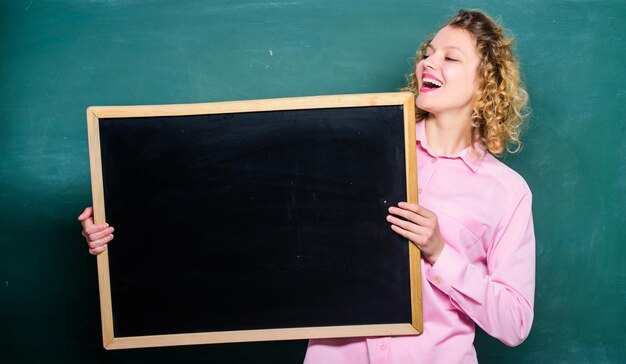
top-left (1, 0), bottom-right (624, 363)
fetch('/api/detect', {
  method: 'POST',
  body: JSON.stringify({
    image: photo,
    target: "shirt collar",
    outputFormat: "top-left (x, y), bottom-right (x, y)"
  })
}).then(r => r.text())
top-left (415, 120), bottom-right (486, 173)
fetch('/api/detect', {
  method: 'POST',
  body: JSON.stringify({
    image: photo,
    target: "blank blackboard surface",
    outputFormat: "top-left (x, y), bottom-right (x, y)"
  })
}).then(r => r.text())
top-left (87, 93), bottom-right (421, 349)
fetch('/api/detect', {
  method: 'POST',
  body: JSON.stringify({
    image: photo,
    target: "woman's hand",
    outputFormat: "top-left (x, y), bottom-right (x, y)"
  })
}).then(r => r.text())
top-left (387, 202), bottom-right (445, 264)
top-left (78, 207), bottom-right (114, 255)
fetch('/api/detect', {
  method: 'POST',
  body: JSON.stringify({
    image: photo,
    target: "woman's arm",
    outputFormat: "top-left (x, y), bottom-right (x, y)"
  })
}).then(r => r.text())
top-left (425, 191), bottom-right (535, 346)
top-left (388, 190), bottom-right (535, 346)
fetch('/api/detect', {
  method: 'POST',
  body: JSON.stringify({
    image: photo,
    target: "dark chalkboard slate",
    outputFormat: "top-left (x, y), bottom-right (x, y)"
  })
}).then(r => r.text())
top-left (87, 93), bottom-right (421, 349)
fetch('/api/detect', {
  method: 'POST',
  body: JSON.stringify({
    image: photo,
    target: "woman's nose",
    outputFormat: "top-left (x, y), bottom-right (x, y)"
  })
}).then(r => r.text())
top-left (423, 57), bottom-right (436, 70)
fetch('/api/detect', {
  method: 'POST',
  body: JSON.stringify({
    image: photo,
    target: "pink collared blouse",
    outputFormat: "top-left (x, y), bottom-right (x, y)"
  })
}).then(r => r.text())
top-left (304, 120), bottom-right (535, 364)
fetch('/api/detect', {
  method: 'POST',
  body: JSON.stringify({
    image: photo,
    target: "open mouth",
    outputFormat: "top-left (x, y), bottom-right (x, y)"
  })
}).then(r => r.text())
top-left (421, 77), bottom-right (442, 91)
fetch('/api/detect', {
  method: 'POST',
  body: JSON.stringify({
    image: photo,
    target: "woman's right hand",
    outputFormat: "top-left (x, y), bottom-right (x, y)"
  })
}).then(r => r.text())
top-left (78, 206), bottom-right (114, 255)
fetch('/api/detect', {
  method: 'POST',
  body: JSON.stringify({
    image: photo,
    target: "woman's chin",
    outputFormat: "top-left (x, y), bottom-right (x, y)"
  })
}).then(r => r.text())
top-left (415, 100), bottom-right (435, 114)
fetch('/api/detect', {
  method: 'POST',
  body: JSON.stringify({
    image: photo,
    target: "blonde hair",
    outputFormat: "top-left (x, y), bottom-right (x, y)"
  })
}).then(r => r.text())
top-left (403, 10), bottom-right (529, 155)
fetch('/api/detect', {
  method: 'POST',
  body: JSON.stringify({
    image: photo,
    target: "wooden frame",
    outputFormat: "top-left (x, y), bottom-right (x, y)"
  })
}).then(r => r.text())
top-left (87, 92), bottom-right (421, 350)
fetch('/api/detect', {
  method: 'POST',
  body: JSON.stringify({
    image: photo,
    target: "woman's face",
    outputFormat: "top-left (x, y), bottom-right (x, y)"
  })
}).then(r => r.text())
top-left (415, 25), bottom-right (481, 119)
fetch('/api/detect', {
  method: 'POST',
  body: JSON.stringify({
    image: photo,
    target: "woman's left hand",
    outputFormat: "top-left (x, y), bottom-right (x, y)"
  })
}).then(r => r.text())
top-left (387, 202), bottom-right (445, 264)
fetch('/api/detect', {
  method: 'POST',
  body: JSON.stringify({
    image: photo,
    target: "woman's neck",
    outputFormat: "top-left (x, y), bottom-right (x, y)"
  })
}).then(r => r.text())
top-left (424, 114), bottom-right (472, 156)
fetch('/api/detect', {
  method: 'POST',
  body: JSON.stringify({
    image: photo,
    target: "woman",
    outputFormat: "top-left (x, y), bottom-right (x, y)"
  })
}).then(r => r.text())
top-left (80, 9), bottom-right (535, 363)
top-left (303, 10), bottom-right (535, 363)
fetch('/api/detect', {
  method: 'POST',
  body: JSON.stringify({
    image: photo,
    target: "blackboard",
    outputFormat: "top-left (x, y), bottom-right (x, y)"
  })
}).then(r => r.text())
top-left (87, 93), bottom-right (421, 349)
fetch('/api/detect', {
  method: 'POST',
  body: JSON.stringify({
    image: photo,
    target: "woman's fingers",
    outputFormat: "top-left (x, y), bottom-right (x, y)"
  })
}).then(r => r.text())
top-left (77, 206), bottom-right (93, 222)
top-left (390, 223), bottom-right (421, 244)
top-left (87, 227), bottom-right (114, 241)
top-left (89, 244), bottom-right (108, 256)
top-left (391, 225), bottom-right (424, 249)
top-left (398, 202), bottom-right (436, 219)
top-left (78, 206), bottom-right (109, 233)
top-left (386, 214), bottom-right (428, 237)
top-left (388, 206), bottom-right (430, 227)
top-left (87, 234), bottom-right (114, 250)
top-left (83, 222), bottom-right (109, 235)
top-left (387, 202), bottom-right (445, 263)
top-left (78, 206), bottom-right (114, 255)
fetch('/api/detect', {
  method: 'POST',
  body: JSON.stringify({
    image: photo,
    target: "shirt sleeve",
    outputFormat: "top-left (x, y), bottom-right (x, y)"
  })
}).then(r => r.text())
top-left (425, 189), bottom-right (536, 347)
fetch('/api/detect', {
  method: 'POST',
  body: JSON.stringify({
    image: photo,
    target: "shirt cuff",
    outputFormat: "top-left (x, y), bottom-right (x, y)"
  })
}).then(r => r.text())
top-left (426, 243), bottom-right (467, 294)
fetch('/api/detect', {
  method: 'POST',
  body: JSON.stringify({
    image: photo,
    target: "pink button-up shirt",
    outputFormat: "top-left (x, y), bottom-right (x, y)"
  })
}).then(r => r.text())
top-left (304, 120), bottom-right (535, 363)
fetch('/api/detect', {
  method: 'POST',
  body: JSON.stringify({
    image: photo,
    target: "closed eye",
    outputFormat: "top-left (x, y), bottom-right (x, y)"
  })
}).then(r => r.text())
top-left (445, 57), bottom-right (458, 61)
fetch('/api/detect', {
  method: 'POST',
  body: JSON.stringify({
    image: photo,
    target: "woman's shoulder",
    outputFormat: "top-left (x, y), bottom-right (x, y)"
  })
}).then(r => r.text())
top-left (480, 152), bottom-right (531, 198)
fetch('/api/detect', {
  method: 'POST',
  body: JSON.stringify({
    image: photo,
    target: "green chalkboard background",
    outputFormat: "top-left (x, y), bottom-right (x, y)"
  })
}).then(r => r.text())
top-left (1, 0), bottom-right (624, 363)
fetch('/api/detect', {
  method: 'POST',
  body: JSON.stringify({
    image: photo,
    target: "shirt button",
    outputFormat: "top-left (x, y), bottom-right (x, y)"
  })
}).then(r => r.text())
top-left (418, 188), bottom-right (423, 194)
top-left (434, 277), bottom-right (441, 285)
top-left (431, 157), bottom-right (437, 163)
top-left (380, 343), bottom-right (388, 350)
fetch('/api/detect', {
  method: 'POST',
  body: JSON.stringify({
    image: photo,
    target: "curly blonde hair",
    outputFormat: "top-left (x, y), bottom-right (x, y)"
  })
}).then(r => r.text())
top-left (403, 10), bottom-right (529, 155)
